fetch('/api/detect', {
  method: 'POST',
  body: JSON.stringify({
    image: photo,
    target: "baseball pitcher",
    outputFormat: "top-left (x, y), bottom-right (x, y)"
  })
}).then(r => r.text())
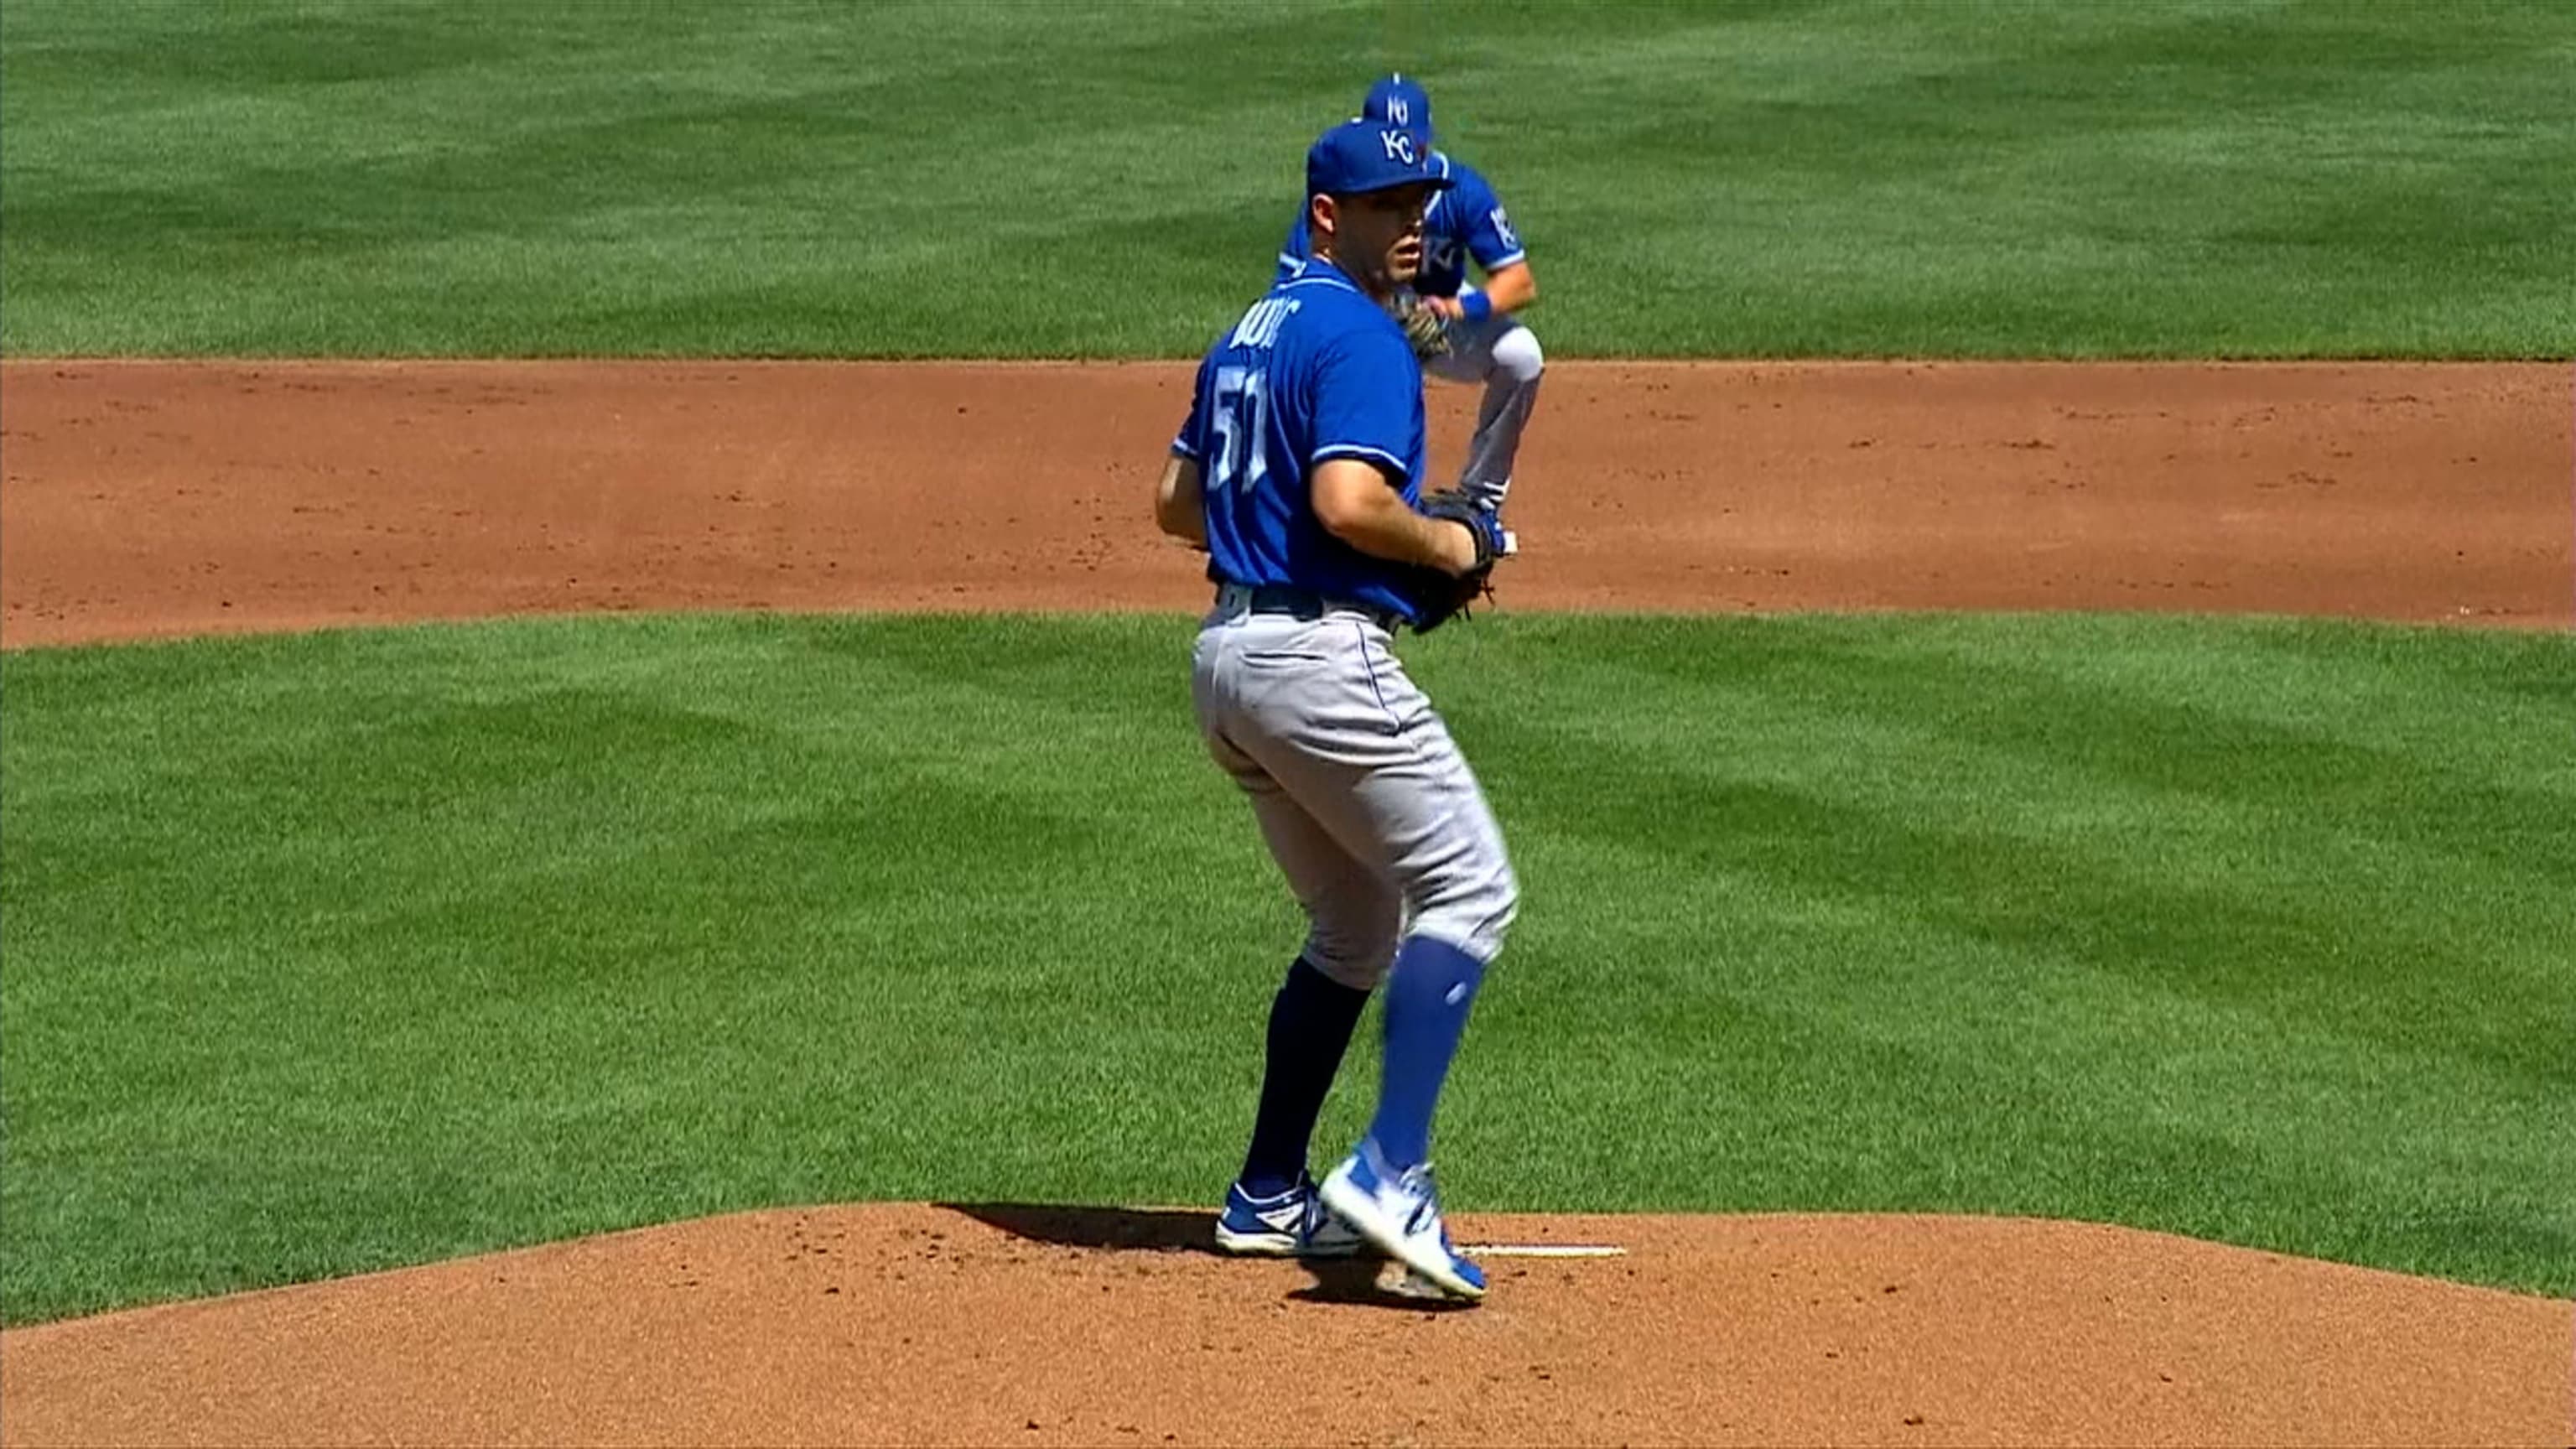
top-left (1154, 119), bottom-right (1520, 1302)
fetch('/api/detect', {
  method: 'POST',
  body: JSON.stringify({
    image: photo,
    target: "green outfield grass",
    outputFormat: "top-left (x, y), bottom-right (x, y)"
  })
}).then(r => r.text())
top-left (3, 0), bottom-right (2570, 358)
top-left (3, 613), bottom-right (2569, 1323)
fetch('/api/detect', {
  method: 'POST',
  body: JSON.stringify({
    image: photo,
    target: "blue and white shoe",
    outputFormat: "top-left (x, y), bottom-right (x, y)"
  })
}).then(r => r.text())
top-left (1318, 1140), bottom-right (1487, 1301)
top-left (1213, 1174), bottom-right (1365, 1258)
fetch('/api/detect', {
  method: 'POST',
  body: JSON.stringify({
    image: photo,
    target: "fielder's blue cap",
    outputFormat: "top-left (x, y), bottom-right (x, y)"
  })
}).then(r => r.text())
top-left (1305, 117), bottom-right (1452, 199)
top-left (1363, 73), bottom-right (1434, 143)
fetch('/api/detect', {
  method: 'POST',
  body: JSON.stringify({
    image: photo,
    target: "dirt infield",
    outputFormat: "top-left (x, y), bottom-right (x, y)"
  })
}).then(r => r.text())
top-left (2, 360), bottom-right (2569, 1444)
top-left (2, 361), bottom-right (2567, 646)
top-left (3, 1205), bottom-right (2567, 1447)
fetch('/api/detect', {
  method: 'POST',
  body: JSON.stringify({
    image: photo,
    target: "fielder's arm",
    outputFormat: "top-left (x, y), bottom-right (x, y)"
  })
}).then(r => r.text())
top-left (1430, 260), bottom-right (1536, 323)
top-left (1478, 260), bottom-right (1538, 314)
top-left (1155, 453), bottom-right (1208, 548)
top-left (1311, 460), bottom-right (1479, 575)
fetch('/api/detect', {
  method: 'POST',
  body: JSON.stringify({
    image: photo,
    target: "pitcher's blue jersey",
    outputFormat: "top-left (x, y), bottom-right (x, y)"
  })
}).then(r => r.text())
top-left (1173, 260), bottom-right (1430, 622)
top-left (1277, 152), bottom-right (1524, 299)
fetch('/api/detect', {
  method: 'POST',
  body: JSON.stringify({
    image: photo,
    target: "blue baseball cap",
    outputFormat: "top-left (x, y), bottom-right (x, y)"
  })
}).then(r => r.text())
top-left (1363, 73), bottom-right (1434, 143)
top-left (1305, 117), bottom-right (1452, 199)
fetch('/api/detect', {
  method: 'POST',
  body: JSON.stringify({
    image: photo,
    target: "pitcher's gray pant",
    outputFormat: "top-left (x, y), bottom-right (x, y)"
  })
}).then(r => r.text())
top-left (1192, 592), bottom-right (1518, 991)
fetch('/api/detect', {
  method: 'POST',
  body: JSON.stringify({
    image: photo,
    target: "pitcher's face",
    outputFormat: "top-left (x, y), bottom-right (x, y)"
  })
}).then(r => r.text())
top-left (1314, 184), bottom-right (1433, 296)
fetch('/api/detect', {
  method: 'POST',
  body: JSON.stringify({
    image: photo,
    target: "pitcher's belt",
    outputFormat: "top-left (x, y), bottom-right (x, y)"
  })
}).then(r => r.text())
top-left (1216, 582), bottom-right (1401, 633)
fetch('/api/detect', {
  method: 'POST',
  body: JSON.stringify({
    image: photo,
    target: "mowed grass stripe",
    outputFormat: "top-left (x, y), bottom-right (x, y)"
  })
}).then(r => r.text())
top-left (2, 614), bottom-right (2568, 1323)
top-left (3, 1), bottom-right (2570, 356)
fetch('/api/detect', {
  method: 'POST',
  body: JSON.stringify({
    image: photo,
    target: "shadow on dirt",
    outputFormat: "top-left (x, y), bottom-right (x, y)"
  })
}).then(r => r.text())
top-left (936, 1202), bottom-right (1476, 1313)
top-left (938, 1202), bottom-right (1217, 1253)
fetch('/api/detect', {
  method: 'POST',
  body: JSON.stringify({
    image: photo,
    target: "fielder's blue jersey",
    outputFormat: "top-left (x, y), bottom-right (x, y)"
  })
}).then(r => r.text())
top-left (1173, 259), bottom-right (1429, 621)
top-left (1277, 152), bottom-right (1524, 299)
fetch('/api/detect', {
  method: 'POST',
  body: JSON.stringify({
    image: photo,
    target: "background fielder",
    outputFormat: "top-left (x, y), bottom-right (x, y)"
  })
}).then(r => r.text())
top-left (1280, 74), bottom-right (1543, 512)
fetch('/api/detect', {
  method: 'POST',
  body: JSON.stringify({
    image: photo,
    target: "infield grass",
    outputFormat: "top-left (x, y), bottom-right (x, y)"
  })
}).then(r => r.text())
top-left (4, 0), bottom-right (2571, 357)
top-left (3, 612), bottom-right (2570, 1323)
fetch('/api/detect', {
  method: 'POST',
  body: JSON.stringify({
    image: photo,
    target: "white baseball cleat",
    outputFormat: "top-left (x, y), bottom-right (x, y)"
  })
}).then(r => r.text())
top-left (1213, 1174), bottom-right (1365, 1258)
top-left (1318, 1139), bottom-right (1487, 1301)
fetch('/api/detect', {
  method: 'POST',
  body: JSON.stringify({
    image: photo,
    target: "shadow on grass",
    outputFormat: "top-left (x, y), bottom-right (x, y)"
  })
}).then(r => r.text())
top-left (936, 1202), bottom-right (1476, 1313)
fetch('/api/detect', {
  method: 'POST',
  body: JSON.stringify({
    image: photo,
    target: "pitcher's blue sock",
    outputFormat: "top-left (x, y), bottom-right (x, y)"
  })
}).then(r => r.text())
top-left (1367, 935), bottom-right (1487, 1171)
top-left (1238, 957), bottom-right (1371, 1199)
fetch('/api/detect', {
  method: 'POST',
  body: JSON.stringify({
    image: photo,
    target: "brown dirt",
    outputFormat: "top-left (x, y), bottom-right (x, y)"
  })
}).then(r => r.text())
top-left (2, 360), bottom-right (2568, 646)
top-left (2, 359), bottom-right (2570, 1444)
top-left (3, 1205), bottom-right (2567, 1447)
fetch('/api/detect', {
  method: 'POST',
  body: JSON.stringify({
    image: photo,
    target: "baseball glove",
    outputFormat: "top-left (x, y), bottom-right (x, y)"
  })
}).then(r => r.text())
top-left (1393, 292), bottom-right (1452, 361)
top-left (1406, 489), bottom-right (1511, 633)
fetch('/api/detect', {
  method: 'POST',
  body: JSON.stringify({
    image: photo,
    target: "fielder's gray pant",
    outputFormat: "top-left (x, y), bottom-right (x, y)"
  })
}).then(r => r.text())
top-left (1429, 288), bottom-right (1544, 512)
top-left (1192, 589), bottom-right (1519, 991)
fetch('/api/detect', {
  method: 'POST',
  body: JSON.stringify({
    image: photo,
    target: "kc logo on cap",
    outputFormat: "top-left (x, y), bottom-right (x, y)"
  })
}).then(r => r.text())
top-left (1307, 117), bottom-right (1455, 198)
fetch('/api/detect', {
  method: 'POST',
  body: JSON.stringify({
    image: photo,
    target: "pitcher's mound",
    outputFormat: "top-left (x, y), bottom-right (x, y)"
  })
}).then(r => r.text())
top-left (1, 1205), bottom-right (2563, 1446)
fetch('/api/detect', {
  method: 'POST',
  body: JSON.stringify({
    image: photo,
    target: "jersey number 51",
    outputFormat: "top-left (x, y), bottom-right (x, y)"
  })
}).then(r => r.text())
top-left (1210, 366), bottom-right (1270, 495)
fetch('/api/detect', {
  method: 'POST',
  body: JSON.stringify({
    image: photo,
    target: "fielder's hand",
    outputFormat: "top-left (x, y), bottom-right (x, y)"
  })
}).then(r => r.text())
top-left (1393, 292), bottom-right (1452, 362)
